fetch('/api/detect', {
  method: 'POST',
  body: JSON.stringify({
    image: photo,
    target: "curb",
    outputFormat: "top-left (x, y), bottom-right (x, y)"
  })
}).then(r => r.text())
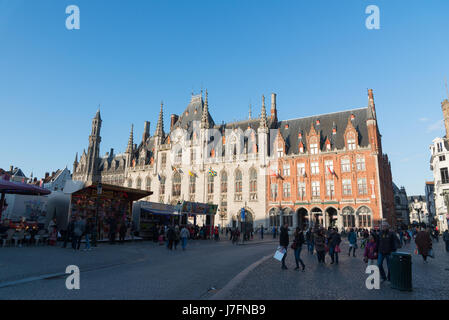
top-left (209, 253), bottom-right (272, 300)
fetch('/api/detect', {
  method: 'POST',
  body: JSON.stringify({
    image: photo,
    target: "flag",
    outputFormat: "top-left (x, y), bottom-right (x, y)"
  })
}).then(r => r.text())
top-left (327, 167), bottom-right (334, 175)
top-left (188, 171), bottom-right (195, 177)
top-left (158, 174), bottom-right (161, 182)
top-left (208, 168), bottom-right (217, 177)
top-left (172, 166), bottom-right (178, 173)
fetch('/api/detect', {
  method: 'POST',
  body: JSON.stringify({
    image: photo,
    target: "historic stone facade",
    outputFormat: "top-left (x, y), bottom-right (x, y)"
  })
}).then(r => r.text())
top-left (73, 89), bottom-right (395, 230)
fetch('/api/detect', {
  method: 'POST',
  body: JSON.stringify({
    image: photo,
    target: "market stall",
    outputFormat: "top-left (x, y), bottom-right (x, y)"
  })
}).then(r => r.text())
top-left (69, 182), bottom-right (152, 241)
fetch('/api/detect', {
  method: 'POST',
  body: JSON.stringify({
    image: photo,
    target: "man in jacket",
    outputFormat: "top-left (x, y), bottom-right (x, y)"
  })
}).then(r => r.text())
top-left (377, 224), bottom-right (396, 282)
top-left (328, 228), bottom-right (342, 264)
top-left (348, 228), bottom-right (357, 257)
top-left (279, 223), bottom-right (289, 270)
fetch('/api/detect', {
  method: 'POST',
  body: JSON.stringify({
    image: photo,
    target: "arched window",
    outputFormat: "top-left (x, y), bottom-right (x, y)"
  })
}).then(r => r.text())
top-left (146, 177), bottom-right (151, 191)
top-left (159, 176), bottom-right (166, 203)
top-left (357, 206), bottom-right (372, 228)
top-left (127, 179), bottom-right (133, 188)
top-left (136, 177), bottom-right (142, 189)
top-left (207, 174), bottom-right (214, 203)
top-left (249, 168), bottom-right (257, 200)
top-left (172, 172), bottom-right (181, 197)
top-left (221, 171), bottom-right (228, 194)
top-left (342, 207), bottom-right (355, 228)
top-left (189, 174), bottom-right (196, 201)
top-left (235, 169), bottom-right (243, 201)
top-left (269, 208), bottom-right (280, 227)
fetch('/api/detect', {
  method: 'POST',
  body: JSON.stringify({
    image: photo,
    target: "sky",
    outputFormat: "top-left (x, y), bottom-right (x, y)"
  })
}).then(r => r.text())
top-left (0, 0), bottom-right (448, 195)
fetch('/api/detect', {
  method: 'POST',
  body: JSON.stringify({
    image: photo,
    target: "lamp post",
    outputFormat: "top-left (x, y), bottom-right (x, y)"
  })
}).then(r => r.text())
top-left (93, 183), bottom-right (102, 247)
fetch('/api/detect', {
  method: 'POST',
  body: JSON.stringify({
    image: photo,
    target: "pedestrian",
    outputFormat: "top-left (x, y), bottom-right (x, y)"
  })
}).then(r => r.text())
top-left (273, 226), bottom-right (277, 239)
top-left (377, 224), bottom-right (396, 282)
top-left (62, 217), bottom-right (75, 248)
top-left (443, 230), bottom-right (449, 252)
top-left (415, 226), bottom-right (433, 263)
top-left (72, 216), bottom-right (84, 251)
top-left (108, 217), bottom-right (117, 245)
top-left (279, 223), bottom-right (289, 270)
top-left (83, 218), bottom-right (92, 251)
top-left (292, 227), bottom-right (305, 271)
top-left (174, 225), bottom-right (180, 250)
top-left (48, 225), bottom-right (57, 246)
top-left (363, 235), bottom-right (378, 265)
top-left (348, 228), bottom-right (357, 257)
top-left (328, 228), bottom-right (342, 264)
top-left (119, 220), bottom-right (127, 244)
top-left (167, 226), bottom-right (175, 250)
top-left (214, 226), bottom-right (219, 241)
top-left (180, 225), bottom-right (189, 250)
top-left (260, 225), bottom-right (264, 240)
top-left (314, 228), bottom-right (326, 263)
top-left (306, 229), bottom-right (314, 254)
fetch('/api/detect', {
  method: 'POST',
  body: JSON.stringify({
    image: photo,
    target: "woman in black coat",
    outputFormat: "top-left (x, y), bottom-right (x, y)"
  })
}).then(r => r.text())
top-left (293, 227), bottom-right (306, 271)
top-left (279, 224), bottom-right (290, 270)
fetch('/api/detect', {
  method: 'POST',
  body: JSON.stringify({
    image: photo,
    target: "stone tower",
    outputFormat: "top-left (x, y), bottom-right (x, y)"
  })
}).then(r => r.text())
top-left (86, 110), bottom-right (102, 183)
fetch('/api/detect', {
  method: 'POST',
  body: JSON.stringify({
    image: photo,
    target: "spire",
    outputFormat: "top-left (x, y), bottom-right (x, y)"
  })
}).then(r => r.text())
top-left (155, 101), bottom-right (164, 137)
top-left (127, 124), bottom-right (134, 153)
top-left (95, 107), bottom-right (101, 121)
top-left (260, 95), bottom-right (268, 129)
top-left (201, 89), bottom-right (210, 129)
top-left (74, 152), bottom-right (78, 164)
top-left (249, 104), bottom-right (252, 120)
top-left (367, 89), bottom-right (376, 120)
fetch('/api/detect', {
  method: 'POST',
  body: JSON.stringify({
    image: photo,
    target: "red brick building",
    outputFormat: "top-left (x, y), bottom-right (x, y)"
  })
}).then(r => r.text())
top-left (266, 90), bottom-right (395, 230)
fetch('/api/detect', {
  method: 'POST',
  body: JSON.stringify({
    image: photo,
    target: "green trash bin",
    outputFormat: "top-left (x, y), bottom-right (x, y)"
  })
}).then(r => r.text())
top-left (390, 252), bottom-right (412, 291)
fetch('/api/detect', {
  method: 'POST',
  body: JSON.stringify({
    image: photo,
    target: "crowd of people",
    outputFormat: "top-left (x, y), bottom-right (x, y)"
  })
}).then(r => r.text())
top-left (277, 222), bottom-right (446, 283)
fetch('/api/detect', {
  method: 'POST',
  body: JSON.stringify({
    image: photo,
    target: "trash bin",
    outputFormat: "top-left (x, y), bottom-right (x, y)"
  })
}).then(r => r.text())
top-left (390, 252), bottom-right (412, 291)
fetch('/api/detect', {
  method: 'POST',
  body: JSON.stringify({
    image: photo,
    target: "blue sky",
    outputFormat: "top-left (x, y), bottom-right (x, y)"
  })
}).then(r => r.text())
top-left (0, 0), bottom-right (448, 195)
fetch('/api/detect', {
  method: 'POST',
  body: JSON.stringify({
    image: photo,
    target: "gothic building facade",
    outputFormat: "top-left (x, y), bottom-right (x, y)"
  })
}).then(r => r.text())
top-left (73, 89), bottom-right (395, 229)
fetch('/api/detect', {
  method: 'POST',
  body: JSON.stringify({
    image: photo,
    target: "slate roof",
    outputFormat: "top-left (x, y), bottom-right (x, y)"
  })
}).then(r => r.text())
top-left (277, 107), bottom-right (371, 155)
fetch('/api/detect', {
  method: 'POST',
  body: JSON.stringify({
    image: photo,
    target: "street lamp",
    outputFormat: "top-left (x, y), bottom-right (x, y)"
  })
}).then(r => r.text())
top-left (93, 183), bottom-right (102, 247)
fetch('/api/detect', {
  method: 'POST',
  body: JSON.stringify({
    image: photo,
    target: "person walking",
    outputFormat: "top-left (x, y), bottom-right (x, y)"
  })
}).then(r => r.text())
top-left (306, 229), bottom-right (314, 254)
top-left (415, 226), bottom-right (433, 263)
top-left (279, 223), bottom-right (289, 270)
top-left (328, 228), bottom-right (342, 264)
top-left (180, 226), bottom-right (189, 250)
top-left (273, 226), bottom-right (277, 239)
top-left (108, 217), bottom-right (117, 245)
top-left (119, 220), bottom-right (127, 244)
top-left (443, 230), bottom-right (449, 252)
top-left (72, 216), bottom-right (84, 251)
top-left (377, 224), bottom-right (396, 282)
top-left (62, 217), bottom-right (75, 248)
top-left (260, 225), bottom-right (264, 240)
top-left (83, 218), bottom-right (92, 251)
top-left (167, 226), bottom-right (176, 250)
top-left (174, 225), bottom-right (181, 250)
top-left (363, 235), bottom-right (378, 265)
top-left (292, 227), bottom-right (305, 271)
top-left (314, 229), bottom-right (326, 264)
top-left (348, 228), bottom-right (358, 257)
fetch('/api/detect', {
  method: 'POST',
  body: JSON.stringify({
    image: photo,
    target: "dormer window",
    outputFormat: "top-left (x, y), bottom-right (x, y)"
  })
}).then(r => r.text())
top-left (326, 142), bottom-right (331, 151)
top-left (437, 142), bottom-right (443, 153)
top-left (347, 132), bottom-right (356, 150)
top-left (277, 147), bottom-right (284, 158)
top-left (310, 137), bottom-right (318, 154)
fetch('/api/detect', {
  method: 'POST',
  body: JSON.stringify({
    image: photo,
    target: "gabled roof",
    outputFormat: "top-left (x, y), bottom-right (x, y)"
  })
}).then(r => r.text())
top-left (277, 107), bottom-right (370, 155)
top-left (172, 94), bottom-right (215, 133)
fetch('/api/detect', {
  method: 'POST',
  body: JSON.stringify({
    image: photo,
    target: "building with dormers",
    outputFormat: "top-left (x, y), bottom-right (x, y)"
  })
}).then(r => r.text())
top-left (72, 89), bottom-right (395, 230)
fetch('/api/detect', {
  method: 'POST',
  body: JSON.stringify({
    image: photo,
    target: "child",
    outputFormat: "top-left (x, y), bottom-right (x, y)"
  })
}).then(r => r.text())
top-left (363, 235), bottom-right (378, 265)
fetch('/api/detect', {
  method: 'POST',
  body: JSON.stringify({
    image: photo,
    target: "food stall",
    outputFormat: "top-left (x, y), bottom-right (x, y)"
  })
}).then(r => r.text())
top-left (68, 182), bottom-right (152, 241)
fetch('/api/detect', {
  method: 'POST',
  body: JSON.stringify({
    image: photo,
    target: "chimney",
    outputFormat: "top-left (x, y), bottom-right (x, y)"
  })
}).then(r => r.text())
top-left (270, 93), bottom-right (277, 122)
top-left (110, 148), bottom-right (114, 157)
top-left (170, 114), bottom-right (179, 131)
top-left (9, 165), bottom-right (13, 172)
top-left (142, 121), bottom-right (150, 143)
top-left (442, 99), bottom-right (449, 139)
